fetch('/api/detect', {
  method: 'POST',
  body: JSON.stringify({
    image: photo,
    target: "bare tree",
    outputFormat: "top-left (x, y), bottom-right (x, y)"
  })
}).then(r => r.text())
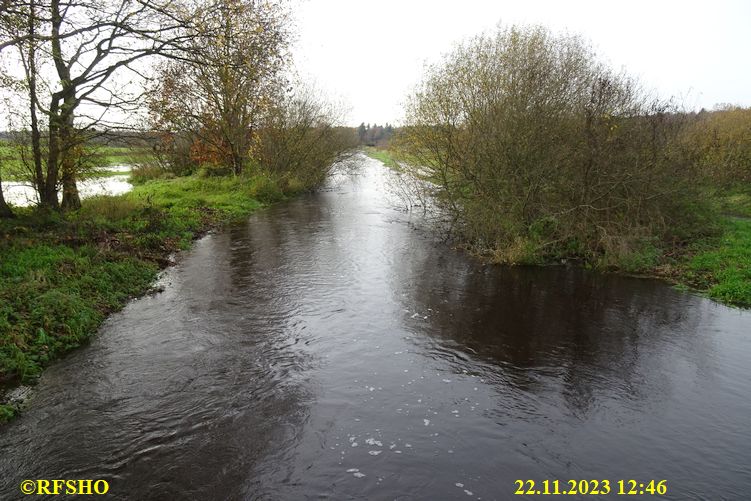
top-left (1, 0), bottom-right (197, 210)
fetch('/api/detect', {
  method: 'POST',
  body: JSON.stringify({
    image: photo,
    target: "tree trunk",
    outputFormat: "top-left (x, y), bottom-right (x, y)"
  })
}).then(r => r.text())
top-left (0, 173), bottom-right (14, 218)
top-left (60, 105), bottom-right (81, 211)
top-left (28, 0), bottom-right (46, 199)
top-left (232, 149), bottom-right (243, 176)
top-left (60, 168), bottom-right (81, 211)
top-left (43, 98), bottom-right (62, 210)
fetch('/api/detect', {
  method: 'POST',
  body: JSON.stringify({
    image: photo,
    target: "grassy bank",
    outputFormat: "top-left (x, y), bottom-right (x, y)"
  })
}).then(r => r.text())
top-left (0, 173), bottom-right (294, 422)
top-left (363, 146), bottom-right (400, 170)
top-left (667, 215), bottom-right (751, 307)
top-left (364, 147), bottom-right (751, 308)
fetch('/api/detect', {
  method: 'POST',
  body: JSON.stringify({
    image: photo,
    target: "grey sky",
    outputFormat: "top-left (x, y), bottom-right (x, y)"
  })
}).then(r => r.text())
top-left (293, 0), bottom-right (751, 126)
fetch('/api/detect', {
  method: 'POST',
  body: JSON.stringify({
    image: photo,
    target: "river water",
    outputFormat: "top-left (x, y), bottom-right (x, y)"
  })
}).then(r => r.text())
top-left (1, 154), bottom-right (750, 500)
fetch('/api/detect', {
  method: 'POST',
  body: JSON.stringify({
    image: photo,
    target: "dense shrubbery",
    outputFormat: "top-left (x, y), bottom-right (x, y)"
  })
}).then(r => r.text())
top-left (683, 106), bottom-right (751, 185)
top-left (141, 88), bottom-right (357, 190)
top-left (399, 25), bottom-right (710, 266)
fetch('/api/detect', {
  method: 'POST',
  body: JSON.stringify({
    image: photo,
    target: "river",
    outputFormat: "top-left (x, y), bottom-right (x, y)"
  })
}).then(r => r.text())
top-left (1, 154), bottom-right (750, 500)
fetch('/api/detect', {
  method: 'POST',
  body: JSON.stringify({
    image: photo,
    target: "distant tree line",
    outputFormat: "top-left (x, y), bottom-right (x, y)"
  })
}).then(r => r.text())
top-left (357, 122), bottom-right (394, 147)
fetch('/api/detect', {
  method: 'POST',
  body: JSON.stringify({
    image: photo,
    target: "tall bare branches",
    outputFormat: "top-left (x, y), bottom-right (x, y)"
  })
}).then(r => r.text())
top-left (1, 0), bottom-right (198, 210)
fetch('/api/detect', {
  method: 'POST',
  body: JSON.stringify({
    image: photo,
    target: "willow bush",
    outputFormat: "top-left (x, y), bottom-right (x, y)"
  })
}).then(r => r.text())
top-left (399, 25), bottom-right (706, 266)
top-left (253, 87), bottom-right (358, 190)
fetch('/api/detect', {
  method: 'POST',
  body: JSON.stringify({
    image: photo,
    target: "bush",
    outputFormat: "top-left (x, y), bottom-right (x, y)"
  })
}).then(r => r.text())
top-left (248, 174), bottom-right (284, 203)
top-left (400, 24), bottom-right (707, 265)
top-left (130, 162), bottom-right (171, 184)
top-left (253, 86), bottom-right (358, 190)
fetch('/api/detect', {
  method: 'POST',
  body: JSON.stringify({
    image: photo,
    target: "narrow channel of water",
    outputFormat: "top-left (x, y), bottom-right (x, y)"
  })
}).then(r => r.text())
top-left (1, 154), bottom-right (749, 500)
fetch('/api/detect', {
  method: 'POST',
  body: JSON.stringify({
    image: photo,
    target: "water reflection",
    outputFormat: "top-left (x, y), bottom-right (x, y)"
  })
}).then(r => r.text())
top-left (394, 250), bottom-right (716, 417)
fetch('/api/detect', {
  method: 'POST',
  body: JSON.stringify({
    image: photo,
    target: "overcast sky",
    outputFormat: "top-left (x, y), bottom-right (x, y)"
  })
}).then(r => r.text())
top-left (292, 0), bottom-right (751, 126)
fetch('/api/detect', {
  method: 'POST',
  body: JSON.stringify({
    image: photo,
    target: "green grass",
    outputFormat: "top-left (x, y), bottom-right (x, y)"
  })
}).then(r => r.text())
top-left (0, 172), bottom-right (298, 422)
top-left (127, 175), bottom-right (277, 219)
top-left (92, 145), bottom-right (153, 167)
top-left (79, 168), bottom-right (131, 180)
top-left (718, 190), bottom-right (751, 218)
top-left (669, 186), bottom-right (751, 306)
top-left (363, 146), bottom-right (401, 170)
top-left (671, 217), bottom-right (751, 306)
top-left (0, 142), bottom-right (26, 178)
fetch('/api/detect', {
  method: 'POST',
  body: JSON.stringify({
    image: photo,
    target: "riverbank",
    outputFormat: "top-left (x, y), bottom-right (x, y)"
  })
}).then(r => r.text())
top-left (0, 173), bottom-right (295, 422)
top-left (364, 147), bottom-right (751, 308)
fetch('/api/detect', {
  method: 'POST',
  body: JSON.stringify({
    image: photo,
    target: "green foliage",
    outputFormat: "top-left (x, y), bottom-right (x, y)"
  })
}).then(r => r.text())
top-left (0, 404), bottom-right (16, 423)
top-left (0, 238), bottom-right (157, 384)
top-left (678, 218), bottom-right (751, 306)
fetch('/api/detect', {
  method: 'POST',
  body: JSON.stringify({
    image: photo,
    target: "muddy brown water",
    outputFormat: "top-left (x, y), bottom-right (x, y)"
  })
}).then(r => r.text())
top-left (1, 155), bottom-right (750, 500)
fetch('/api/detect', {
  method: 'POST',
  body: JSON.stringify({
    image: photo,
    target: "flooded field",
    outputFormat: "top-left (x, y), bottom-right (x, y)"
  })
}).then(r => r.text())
top-left (1, 166), bottom-right (132, 207)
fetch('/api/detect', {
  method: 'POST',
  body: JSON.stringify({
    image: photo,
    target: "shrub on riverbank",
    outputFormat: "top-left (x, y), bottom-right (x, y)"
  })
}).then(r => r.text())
top-left (0, 173), bottom-right (302, 421)
top-left (399, 25), bottom-right (709, 268)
